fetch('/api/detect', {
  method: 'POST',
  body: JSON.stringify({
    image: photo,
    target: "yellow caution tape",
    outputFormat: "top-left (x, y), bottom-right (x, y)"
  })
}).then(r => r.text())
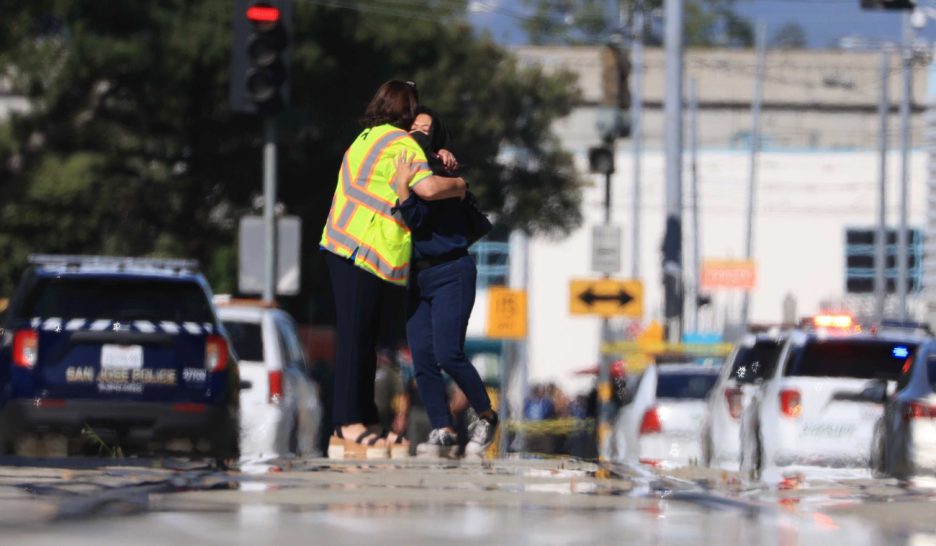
top-left (602, 340), bottom-right (733, 357)
top-left (506, 418), bottom-right (595, 435)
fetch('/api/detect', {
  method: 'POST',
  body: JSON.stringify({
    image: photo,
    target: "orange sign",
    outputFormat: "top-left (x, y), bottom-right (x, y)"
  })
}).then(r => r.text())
top-left (486, 287), bottom-right (527, 339)
top-left (700, 260), bottom-right (757, 290)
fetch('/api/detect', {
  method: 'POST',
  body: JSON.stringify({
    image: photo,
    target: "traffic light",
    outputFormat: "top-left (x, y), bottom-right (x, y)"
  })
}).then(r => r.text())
top-left (860, 0), bottom-right (914, 9)
top-left (661, 217), bottom-right (683, 319)
top-left (588, 146), bottom-right (615, 175)
top-left (230, 0), bottom-right (292, 114)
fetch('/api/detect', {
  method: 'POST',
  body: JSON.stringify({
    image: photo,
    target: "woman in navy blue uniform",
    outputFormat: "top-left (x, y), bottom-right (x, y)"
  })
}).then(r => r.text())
top-left (392, 108), bottom-right (498, 457)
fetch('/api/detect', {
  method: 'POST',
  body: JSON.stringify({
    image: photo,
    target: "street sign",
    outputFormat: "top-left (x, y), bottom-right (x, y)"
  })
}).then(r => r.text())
top-left (569, 278), bottom-right (643, 317)
top-left (239, 215), bottom-right (301, 295)
top-left (700, 259), bottom-right (757, 290)
top-left (486, 287), bottom-right (527, 339)
top-left (591, 225), bottom-right (622, 274)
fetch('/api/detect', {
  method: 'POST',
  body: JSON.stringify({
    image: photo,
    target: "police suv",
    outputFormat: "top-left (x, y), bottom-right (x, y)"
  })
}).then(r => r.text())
top-left (702, 332), bottom-right (785, 469)
top-left (872, 337), bottom-right (936, 479)
top-left (0, 255), bottom-right (239, 458)
top-left (739, 315), bottom-right (927, 479)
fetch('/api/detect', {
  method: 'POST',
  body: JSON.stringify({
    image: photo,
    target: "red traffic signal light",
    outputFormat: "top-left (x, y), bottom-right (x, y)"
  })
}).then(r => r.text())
top-left (230, 0), bottom-right (291, 114)
top-left (246, 4), bottom-right (281, 24)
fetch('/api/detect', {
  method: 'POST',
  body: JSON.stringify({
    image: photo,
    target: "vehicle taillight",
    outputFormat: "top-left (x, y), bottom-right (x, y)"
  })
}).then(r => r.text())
top-left (268, 370), bottom-right (283, 404)
top-left (13, 330), bottom-right (38, 369)
top-left (725, 387), bottom-right (743, 419)
top-left (904, 401), bottom-right (936, 421)
top-left (639, 407), bottom-right (662, 435)
top-left (204, 335), bottom-right (229, 372)
top-left (780, 389), bottom-right (801, 418)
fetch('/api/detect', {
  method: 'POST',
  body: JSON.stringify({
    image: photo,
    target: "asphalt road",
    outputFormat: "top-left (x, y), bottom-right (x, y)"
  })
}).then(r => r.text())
top-left (0, 456), bottom-right (934, 545)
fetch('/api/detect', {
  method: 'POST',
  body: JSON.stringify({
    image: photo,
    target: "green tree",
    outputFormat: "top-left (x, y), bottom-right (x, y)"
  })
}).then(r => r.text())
top-left (522, 0), bottom-right (754, 47)
top-left (0, 0), bottom-right (583, 321)
top-left (771, 21), bottom-right (807, 49)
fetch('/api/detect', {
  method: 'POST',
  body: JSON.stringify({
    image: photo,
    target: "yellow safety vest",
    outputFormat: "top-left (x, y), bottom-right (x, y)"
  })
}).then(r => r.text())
top-left (320, 124), bottom-right (432, 285)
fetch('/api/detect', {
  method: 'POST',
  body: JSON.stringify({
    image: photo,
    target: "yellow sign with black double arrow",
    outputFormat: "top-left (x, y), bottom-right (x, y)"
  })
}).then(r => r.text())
top-left (569, 278), bottom-right (643, 318)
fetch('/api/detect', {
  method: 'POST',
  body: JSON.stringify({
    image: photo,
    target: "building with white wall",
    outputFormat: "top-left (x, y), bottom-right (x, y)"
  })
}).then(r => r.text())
top-left (471, 46), bottom-right (931, 392)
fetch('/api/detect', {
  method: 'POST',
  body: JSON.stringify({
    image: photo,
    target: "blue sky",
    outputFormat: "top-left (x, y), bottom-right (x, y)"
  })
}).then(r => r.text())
top-left (468, 0), bottom-right (936, 48)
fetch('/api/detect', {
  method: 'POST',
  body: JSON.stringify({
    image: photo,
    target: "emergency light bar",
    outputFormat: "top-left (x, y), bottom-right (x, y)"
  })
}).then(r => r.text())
top-left (812, 314), bottom-right (854, 329)
top-left (28, 255), bottom-right (199, 273)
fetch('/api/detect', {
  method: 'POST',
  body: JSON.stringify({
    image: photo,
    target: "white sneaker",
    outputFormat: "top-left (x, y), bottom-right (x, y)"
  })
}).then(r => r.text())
top-left (464, 413), bottom-right (498, 457)
top-left (416, 428), bottom-right (458, 459)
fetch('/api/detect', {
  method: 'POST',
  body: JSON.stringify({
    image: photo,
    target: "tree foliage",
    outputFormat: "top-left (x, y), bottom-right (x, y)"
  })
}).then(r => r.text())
top-left (0, 0), bottom-right (583, 321)
top-left (771, 21), bottom-right (807, 49)
top-left (522, 0), bottom-right (753, 47)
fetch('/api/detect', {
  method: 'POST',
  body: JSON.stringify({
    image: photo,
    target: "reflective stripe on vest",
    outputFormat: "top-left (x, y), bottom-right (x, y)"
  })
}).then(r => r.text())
top-left (320, 125), bottom-right (425, 285)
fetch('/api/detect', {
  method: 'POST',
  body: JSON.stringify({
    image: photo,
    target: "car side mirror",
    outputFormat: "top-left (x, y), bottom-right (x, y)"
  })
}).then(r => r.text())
top-left (860, 380), bottom-right (888, 404)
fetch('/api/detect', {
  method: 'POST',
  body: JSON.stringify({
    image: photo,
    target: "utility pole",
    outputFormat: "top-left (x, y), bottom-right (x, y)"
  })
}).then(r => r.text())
top-left (662, 0), bottom-right (685, 343)
top-left (595, 1), bottom-right (631, 460)
top-left (262, 118), bottom-right (278, 303)
top-left (740, 22), bottom-right (766, 328)
top-left (897, 13), bottom-right (914, 320)
top-left (506, 230), bottom-right (530, 455)
top-left (875, 49), bottom-right (890, 324)
top-left (688, 78), bottom-right (701, 334)
top-left (630, 0), bottom-right (644, 280)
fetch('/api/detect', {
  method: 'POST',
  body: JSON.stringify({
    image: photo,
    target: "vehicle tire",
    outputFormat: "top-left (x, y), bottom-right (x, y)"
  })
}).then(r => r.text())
top-left (701, 431), bottom-right (713, 468)
top-left (210, 408), bottom-right (240, 462)
top-left (870, 422), bottom-right (887, 478)
top-left (749, 432), bottom-right (763, 481)
top-left (892, 435), bottom-right (912, 481)
top-left (288, 412), bottom-right (300, 456)
top-left (740, 426), bottom-right (762, 481)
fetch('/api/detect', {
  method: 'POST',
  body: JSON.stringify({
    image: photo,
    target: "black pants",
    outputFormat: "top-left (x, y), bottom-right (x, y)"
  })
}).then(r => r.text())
top-left (324, 251), bottom-right (397, 427)
top-left (407, 255), bottom-right (492, 430)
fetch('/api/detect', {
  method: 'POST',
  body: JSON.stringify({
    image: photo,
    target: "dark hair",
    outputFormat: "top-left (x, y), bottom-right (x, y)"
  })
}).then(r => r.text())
top-left (360, 80), bottom-right (418, 130)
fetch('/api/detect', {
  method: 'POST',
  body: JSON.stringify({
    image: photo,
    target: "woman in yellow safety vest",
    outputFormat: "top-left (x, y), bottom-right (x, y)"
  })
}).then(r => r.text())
top-left (320, 80), bottom-right (467, 459)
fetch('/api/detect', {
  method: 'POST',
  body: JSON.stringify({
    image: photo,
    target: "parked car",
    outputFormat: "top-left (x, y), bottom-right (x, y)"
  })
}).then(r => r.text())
top-left (217, 300), bottom-right (321, 459)
top-left (702, 333), bottom-right (785, 469)
top-left (740, 315), bottom-right (928, 479)
top-left (612, 363), bottom-right (719, 466)
top-left (0, 255), bottom-right (239, 458)
top-left (871, 340), bottom-right (936, 479)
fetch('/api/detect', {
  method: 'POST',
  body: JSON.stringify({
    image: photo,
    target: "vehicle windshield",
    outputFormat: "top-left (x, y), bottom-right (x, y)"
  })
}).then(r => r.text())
top-left (23, 277), bottom-right (214, 323)
top-left (730, 340), bottom-right (782, 384)
top-left (785, 339), bottom-right (916, 380)
top-left (222, 321), bottom-right (264, 362)
top-left (656, 372), bottom-right (718, 400)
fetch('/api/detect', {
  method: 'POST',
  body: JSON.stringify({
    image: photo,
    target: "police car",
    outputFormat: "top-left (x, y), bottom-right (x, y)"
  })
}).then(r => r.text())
top-left (872, 337), bottom-right (936, 479)
top-left (0, 255), bottom-right (239, 458)
top-left (739, 315), bottom-right (926, 479)
top-left (702, 333), bottom-right (785, 469)
top-left (217, 300), bottom-right (322, 460)
top-left (612, 363), bottom-right (719, 466)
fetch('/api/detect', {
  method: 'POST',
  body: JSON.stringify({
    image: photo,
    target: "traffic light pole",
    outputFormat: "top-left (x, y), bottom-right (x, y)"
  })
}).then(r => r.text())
top-left (630, 0), bottom-right (644, 280)
top-left (897, 13), bottom-right (914, 321)
top-left (688, 78), bottom-right (700, 334)
top-left (875, 49), bottom-right (890, 325)
top-left (663, 0), bottom-right (684, 343)
top-left (262, 117), bottom-right (278, 304)
top-left (598, 167), bottom-right (614, 460)
top-left (740, 21), bottom-right (766, 329)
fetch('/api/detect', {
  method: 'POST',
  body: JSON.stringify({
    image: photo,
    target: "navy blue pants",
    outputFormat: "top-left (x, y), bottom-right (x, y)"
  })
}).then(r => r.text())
top-left (406, 255), bottom-right (492, 430)
top-left (325, 251), bottom-right (385, 427)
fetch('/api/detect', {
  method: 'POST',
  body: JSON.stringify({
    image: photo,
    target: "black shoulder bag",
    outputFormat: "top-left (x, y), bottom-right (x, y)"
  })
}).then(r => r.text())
top-left (463, 191), bottom-right (493, 246)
